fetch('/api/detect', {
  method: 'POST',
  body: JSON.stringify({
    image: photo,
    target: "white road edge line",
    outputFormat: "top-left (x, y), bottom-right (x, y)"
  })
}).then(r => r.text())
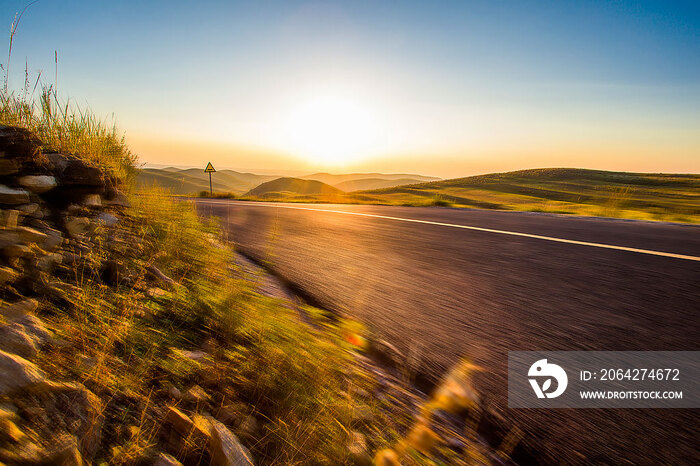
top-left (196, 200), bottom-right (700, 262)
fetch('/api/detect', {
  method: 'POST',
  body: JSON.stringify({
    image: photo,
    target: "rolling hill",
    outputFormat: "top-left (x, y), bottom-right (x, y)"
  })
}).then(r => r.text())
top-left (244, 177), bottom-right (343, 198)
top-left (136, 168), bottom-right (277, 194)
top-left (137, 167), bottom-right (440, 195)
top-left (333, 177), bottom-right (430, 192)
top-left (300, 172), bottom-right (439, 185)
top-left (352, 168), bottom-right (700, 221)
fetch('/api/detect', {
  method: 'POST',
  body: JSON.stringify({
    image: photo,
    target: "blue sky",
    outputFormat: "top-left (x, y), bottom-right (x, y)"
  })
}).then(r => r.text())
top-left (2, 0), bottom-right (698, 175)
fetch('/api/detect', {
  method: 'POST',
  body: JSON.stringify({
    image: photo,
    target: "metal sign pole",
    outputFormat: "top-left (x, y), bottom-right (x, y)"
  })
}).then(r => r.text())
top-left (209, 172), bottom-right (212, 197)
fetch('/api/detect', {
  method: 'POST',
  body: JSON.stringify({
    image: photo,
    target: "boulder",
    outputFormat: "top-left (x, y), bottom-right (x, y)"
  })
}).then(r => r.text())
top-left (0, 159), bottom-right (19, 175)
top-left (0, 298), bottom-right (39, 321)
top-left (208, 419), bottom-right (255, 466)
top-left (17, 203), bottom-right (40, 215)
top-left (35, 252), bottom-right (62, 272)
top-left (165, 407), bottom-right (194, 436)
top-left (46, 153), bottom-right (105, 187)
top-left (184, 385), bottom-right (210, 403)
top-left (0, 125), bottom-right (42, 158)
top-left (82, 194), bottom-right (101, 207)
top-left (0, 185), bottom-right (30, 205)
top-left (18, 175), bottom-right (57, 193)
top-left (0, 323), bottom-right (39, 358)
top-left (96, 212), bottom-right (119, 227)
top-left (0, 226), bottom-right (47, 247)
top-left (64, 217), bottom-right (90, 238)
top-left (15, 314), bottom-right (52, 345)
top-left (104, 190), bottom-right (130, 207)
top-left (0, 349), bottom-right (45, 394)
top-left (40, 227), bottom-right (63, 251)
top-left (0, 265), bottom-right (18, 284)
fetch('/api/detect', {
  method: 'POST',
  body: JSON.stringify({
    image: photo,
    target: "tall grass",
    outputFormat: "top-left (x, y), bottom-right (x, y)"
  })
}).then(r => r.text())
top-left (0, 88), bottom-right (138, 180)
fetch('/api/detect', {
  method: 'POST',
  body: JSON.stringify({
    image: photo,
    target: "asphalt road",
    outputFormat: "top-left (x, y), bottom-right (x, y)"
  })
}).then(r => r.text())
top-left (194, 199), bottom-right (700, 465)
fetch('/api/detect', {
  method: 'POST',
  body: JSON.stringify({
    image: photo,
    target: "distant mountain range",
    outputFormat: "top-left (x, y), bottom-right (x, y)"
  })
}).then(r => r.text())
top-left (136, 167), bottom-right (439, 195)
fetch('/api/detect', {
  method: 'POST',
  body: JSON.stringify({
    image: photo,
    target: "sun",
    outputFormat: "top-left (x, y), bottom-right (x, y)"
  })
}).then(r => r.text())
top-left (282, 95), bottom-right (380, 166)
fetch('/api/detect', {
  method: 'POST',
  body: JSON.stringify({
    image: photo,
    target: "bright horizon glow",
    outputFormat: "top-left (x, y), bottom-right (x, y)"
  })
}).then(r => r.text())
top-left (279, 94), bottom-right (381, 166)
top-left (2, 0), bottom-right (699, 177)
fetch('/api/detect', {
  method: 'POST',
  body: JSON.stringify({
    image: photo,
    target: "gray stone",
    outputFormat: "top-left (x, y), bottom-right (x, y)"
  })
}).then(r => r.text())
top-left (16, 314), bottom-right (52, 344)
top-left (105, 190), bottom-right (130, 207)
top-left (0, 226), bottom-right (47, 246)
top-left (0, 323), bottom-right (39, 358)
top-left (18, 175), bottom-right (57, 193)
top-left (209, 419), bottom-right (255, 466)
top-left (17, 203), bottom-right (40, 215)
top-left (65, 217), bottom-right (90, 238)
top-left (82, 194), bottom-right (101, 207)
top-left (0, 159), bottom-right (19, 175)
top-left (35, 252), bottom-right (62, 272)
top-left (0, 185), bottom-right (30, 204)
top-left (0, 299), bottom-right (38, 321)
top-left (40, 227), bottom-right (63, 251)
top-left (96, 212), bottom-right (119, 227)
top-left (0, 349), bottom-right (45, 394)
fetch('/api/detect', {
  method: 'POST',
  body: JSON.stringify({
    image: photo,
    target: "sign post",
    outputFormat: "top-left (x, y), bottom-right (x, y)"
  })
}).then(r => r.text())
top-left (204, 162), bottom-right (216, 197)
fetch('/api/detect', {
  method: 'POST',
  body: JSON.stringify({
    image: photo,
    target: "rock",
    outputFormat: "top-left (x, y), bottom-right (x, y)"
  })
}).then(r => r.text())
top-left (0, 265), bottom-right (18, 284)
top-left (0, 226), bottom-right (47, 246)
top-left (0, 158), bottom-right (19, 175)
top-left (168, 385), bottom-right (182, 400)
top-left (15, 314), bottom-right (52, 345)
top-left (348, 431), bottom-right (371, 466)
top-left (0, 184), bottom-right (30, 204)
top-left (64, 217), bottom-right (90, 238)
top-left (42, 435), bottom-right (83, 466)
top-left (30, 382), bottom-right (104, 460)
top-left (2, 209), bottom-right (19, 227)
top-left (147, 287), bottom-right (168, 298)
top-left (1, 243), bottom-right (31, 263)
top-left (40, 227), bottom-right (63, 251)
top-left (171, 348), bottom-right (208, 362)
top-left (96, 212), bottom-right (119, 227)
top-left (148, 265), bottom-right (177, 287)
top-left (209, 419), bottom-right (255, 466)
top-left (82, 194), bottom-right (101, 207)
top-left (17, 202), bottom-right (40, 215)
top-left (0, 323), bottom-right (39, 358)
top-left (0, 125), bottom-right (43, 158)
top-left (47, 153), bottom-right (105, 187)
top-left (239, 415), bottom-right (258, 437)
top-left (166, 407), bottom-right (194, 436)
top-left (0, 349), bottom-right (45, 394)
top-left (0, 298), bottom-right (39, 321)
top-left (184, 384), bottom-right (210, 403)
top-left (35, 252), bottom-right (62, 272)
top-left (104, 190), bottom-right (130, 207)
top-left (18, 175), bottom-right (57, 193)
top-left (154, 452), bottom-right (183, 466)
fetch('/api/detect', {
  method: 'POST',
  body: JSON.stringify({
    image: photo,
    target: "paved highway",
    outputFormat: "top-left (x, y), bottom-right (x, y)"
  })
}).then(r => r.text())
top-left (195, 199), bottom-right (700, 464)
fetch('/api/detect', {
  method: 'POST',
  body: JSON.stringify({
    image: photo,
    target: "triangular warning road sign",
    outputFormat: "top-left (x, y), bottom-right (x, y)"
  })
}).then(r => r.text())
top-left (204, 162), bottom-right (216, 173)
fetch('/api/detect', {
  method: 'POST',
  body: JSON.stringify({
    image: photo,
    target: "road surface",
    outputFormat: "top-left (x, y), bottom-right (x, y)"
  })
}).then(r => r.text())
top-left (195, 199), bottom-right (700, 464)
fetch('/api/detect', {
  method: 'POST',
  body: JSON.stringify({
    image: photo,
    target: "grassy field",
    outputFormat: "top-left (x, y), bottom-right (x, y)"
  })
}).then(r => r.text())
top-left (235, 168), bottom-right (700, 223)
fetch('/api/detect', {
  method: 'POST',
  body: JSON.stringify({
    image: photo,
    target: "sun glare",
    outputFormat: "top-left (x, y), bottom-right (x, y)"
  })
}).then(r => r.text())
top-left (283, 95), bottom-right (380, 166)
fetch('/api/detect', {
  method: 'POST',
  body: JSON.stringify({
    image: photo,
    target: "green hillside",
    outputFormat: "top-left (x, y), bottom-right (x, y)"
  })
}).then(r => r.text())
top-left (354, 168), bottom-right (700, 221)
top-left (334, 177), bottom-right (428, 192)
top-left (244, 177), bottom-right (343, 198)
top-left (136, 168), bottom-right (277, 194)
top-left (301, 172), bottom-right (439, 185)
